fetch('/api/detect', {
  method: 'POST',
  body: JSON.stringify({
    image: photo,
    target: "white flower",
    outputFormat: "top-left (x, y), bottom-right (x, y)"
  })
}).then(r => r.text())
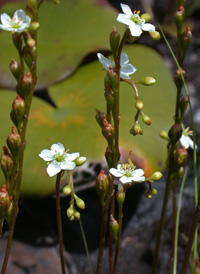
top-left (97, 51), bottom-right (136, 79)
top-left (39, 142), bottom-right (80, 177)
top-left (180, 128), bottom-right (197, 149)
top-left (109, 164), bottom-right (145, 184)
top-left (0, 9), bottom-right (31, 33)
top-left (116, 3), bottom-right (155, 37)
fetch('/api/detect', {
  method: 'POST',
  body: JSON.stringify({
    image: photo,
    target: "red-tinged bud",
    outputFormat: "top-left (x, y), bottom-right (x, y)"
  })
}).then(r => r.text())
top-left (105, 146), bottom-right (113, 167)
top-left (102, 119), bottom-right (115, 142)
top-left (141, 113), bottom-right (151, 125)
top-left (174, 68), bottom-right (186, 89)
top-left (130, 124), bottom-right (143, 136)
top-left (96, 170), bottom-right (109, 205)
top-left (174, 6), bottom-right (185, 29)
top-left (10, 95), bottom-right (25, 130)
top-left (181, 27), bottom-right (192, 52)
top-left (175, 147), bottom-right (188, 166)
top-left (168, 123), bottom-right (182, 144)
top-left (180, 96), bottom-right (189, 116)
top-left (110, 215), bottom-right (119, 239)
top-left (116, 187), bottom-right (125, 208)
top-left (21, 72), bottom-right (33, 95)
top-left (1, 146), bottom-right (13, 180)
top-left (110, 26), bottom-right (120, 59)
top-left (95, 109), bottom-right (107, 128)
top-left (0, 184), bottom-right (10, 219)
top-left (104, 88), bottom-right (115, 109)
top-left (6, 126), bottom-right (21, 156)
top-left (75, 196), bottom-right (85, 210)
top-left (135, 99), bottom-right (144, 111)
top-left (9, 59), bottom-right (21, 82)
top-left (107, 66), bottom-right (118, 90)
top-left (22, 46), bottom-right (33, 70)
top-left (29, 22), bottom-right (40, 32)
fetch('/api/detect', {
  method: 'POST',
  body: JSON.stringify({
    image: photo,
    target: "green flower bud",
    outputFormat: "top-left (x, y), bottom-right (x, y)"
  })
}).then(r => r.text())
top-left (137, 77), bottom-right (156, 86)
top-left (74, 211), bottom-right (80, 220)
top-left (135, 99), bottom-right (144, 111)
top-left (7, 127), bottom-right (21, 156)
top-left (149, 171), bottom-right (162, 181)
top-left (116, 186), bottom-right (125, 208)
top-left (141, 13), bottom-right (151, 22)
top-left (27, 37), bottom-right (36, 48)
top-left (130, 124), bottom-right (143, 136)
top-left (107, 67), bottom-right (118, 90)
top-left (10, 95), bottom-right (25, 130)
top-left (174, 68), bottom-right (186, 89)
top-left (95, 109), bottom-right (106, 128)
top-left (110, 27), bottom-right (120, 59)
top-left (0, 184), bottom-right (10, 219)
top-left (180, 96), bottom-right (189, 116)
top-left (174, 6), bottom-right (185, 29)
top-left (96, 170), bottom-right (109, 205)
top-left (63, 185), bottom-right (72, 196)
top-left (74, 156), bottom-right (87, 166)
top-left (141, 113), bottom-right (151, 125)
top-left (1, 146), bottom-right (13, 180)
top-left (75, 197), bottom-right (85, 210)
top-left (151, 188), bottom-right (157, 196)
top-left (29, 22), bottom-right (40, 32)
top-left (160, 130), bottom-right (169, 140)
top-left (168, 123), bottom-right (182, 144)
top-left (178, 167), bottom-right (184, 178)
top-left (9, 59), bottom-right (21, 82)
top-left (104, 88), bottom-right (115, 109)
top-left (149, 31), bottom-right (160, 40)
top-left (22, 47), bottom-right (33, 71)
top-left (20, 72), bottom-right (33, 97)
top-left (105, 146), bottom-right (113, 167)
top-left (110, 215), bottom-right (119, 239)
top-left (66, 206), bottom-right (75, 219)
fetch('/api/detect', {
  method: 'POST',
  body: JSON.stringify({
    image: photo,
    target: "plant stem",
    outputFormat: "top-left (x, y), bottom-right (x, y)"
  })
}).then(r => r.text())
top-left (79, 218), bottom-right (93, 274)
top-left (55, 171), bottom-right (66, 274)
top-left (109, 193), bottom-right (115, 274)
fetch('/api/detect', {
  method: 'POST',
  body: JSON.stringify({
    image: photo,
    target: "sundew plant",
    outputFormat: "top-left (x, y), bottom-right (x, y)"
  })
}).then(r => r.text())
top-left (0, 0), bottom-right (199, 274)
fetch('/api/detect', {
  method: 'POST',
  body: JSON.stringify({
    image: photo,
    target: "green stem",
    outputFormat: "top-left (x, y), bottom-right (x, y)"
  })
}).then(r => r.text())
top-left (112, 206), bottom-right (123, 274)
top-left (55, 171), bottom-right (66, 274)
top-left (109, 193), bottom-right (115, 274)
top-left (79, 219), bottom-right (93, 274)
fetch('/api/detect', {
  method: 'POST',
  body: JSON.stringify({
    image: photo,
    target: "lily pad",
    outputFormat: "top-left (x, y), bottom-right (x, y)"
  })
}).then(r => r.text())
top-left (0, 0), bottom-right (124, 90)
top-left (0, 45), bottom-right (176, 196)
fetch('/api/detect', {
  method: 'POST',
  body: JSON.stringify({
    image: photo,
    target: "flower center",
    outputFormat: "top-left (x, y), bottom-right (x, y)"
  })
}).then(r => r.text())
top-left (10, 17), bottom-right (21, 29)
top-left (131, 10), bottom-right (141, 24)
top-left (54, 151), bottom-right (66, 162)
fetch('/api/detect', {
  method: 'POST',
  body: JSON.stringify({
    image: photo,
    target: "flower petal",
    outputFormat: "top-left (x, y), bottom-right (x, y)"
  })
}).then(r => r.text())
top-left (180, 135), bottom-right (189, 149)
top-left (120, 176), bottom-right (132, 184)
top-left (39, 149), bottom-right (53, 161)
top-left (60, 160), bottom-right (76, 170)
top-left (97, 53), bottom-right (112, 71)
top-left (14, 9), bottom-right (26, 21)
top-left (1, 13), bottom-right (11, 27)
top-left (129, 22), bottom-right (143, 37)
top-left (51, 142), bottom-right (65, 154)
top-left (0, 25), bottom-right (13, 31)
top-left (116, 14), bottom-right (132, 26)
top-left (121, 63), bottom-right (137, 75)
top-left (120, 52), bottom-right (129, 65)
top-left (141, 23), bottom-right (155, 32)
top-left (134, 169), bottom-right (145, 176)
top-left (109, 167), bottom-right (122, 177)
top-left (120, 3), bottom-right (133, 16)
top-left (66, 152), bottom-right (80, 161)
top-left (47, 161), bottom-right (61, 177)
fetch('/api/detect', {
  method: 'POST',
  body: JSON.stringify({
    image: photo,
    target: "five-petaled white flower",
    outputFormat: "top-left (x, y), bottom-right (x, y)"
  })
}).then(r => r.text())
top-left (116, 3), bottom-right (155, 37)
top-left (97, 51), bottom-right (136, 79)
top-left (39, 142), bottom-right (80, 177)
top-left (180, 128), bottom-right (197, 149)
top-left (109, 164), bottom-right (145, 184)
top-left (0, 9), bottom-right (31, 33)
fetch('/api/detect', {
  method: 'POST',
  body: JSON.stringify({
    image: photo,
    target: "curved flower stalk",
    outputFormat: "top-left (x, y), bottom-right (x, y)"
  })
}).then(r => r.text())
top-left (97, 51), bottom-right (136, 79)
top-left (39, 142), bottom-right (80, 177)
top-left (0, 9), bottom-right (31, 33)
top-left (109, 164), bottom-right (145, 183)
top-left (180, 127), bottom-right (197, 149)
top-left (117, 3), bottom-right (155, 37)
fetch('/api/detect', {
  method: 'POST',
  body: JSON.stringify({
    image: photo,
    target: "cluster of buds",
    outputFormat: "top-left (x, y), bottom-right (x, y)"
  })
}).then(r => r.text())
top-left (145, 172), bottom-right (162, 199)
top-left (65, 195), bottom-right (85, 221)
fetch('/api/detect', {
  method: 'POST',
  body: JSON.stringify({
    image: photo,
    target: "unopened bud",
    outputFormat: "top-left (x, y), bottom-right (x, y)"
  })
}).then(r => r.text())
top-left (168, 123), bottom-right (182, 144)
top-left (75, 197), bottom-right (85, 210)
top-left (104, 88), bottom-right (115, 109)
top-left (9, 59), bottom-right (21, 82)
top-left (1, 147), bottom-right (13, 180)
top-left (96, 170), bottom-right (109, 204)
top-left (29, 22), bottom-right (40, 32)
top-left (141, 13), bottom-right (151, 22)
top-left (102, 119), bottom-right (115, 142)
top-left (180, 96), bottom-right (189, 116)
top-left (160, 130), bottom-right (169, 140)
top-left (181, 27), bottom-right (192, 53)
top-left (174, 68), bottom-right (186, 89)
top-left (105, 146), bottom-right (113, 167)
top-left (0, 184), bottom-right (10, 219)
top-left (138, 77), bottom-right (156, 86)
top-left (110, 27), bottom-right (120, 59)
top-left (149, 31), bottom-right (160, 40)
top-left (74, 210), bottom-right (80, 220)
top-left (149, 171), bottom-right (162, 181)
top-left (151, 188), bottom-right (157, 196)
top-left (107, 67), bottom-right (118, 90)
top-left (63, 185), bottom-right (71, 195)
top-left (135, 99), bottom-right (144, 110)
top-left (175, 147), bottom-right (188, 166)
top-left (110, 215), bottom-right (119, 239)
top-left (66, 206), bottom-right (75, 219)
top-left (74, 156), bottom-right (87, 166)
top-left (141, 113), bottom-right (151, 125)
top-left (130, 124), bottom-right (143, 136)
top-left (116, 185), bottom-right (125, 208)
top-left (6, 126), bottom-right (21, 156)
top-left (174, 6), bottom-right (185, 29)
top-left (20, 72), bottom-right (33, 96)
top-left (27, 0), bottom-right (37, 9)
top-left (95, 109), bottom-right (106, 128)
top-left (10, 95), bottom-right (25, 130)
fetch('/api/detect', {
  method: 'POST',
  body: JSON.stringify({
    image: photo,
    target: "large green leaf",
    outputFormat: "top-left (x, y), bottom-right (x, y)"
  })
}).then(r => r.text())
top-left (0, 45), bottom-right (176, 196)
top-left (0, 0), bottom-right (123, 90)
